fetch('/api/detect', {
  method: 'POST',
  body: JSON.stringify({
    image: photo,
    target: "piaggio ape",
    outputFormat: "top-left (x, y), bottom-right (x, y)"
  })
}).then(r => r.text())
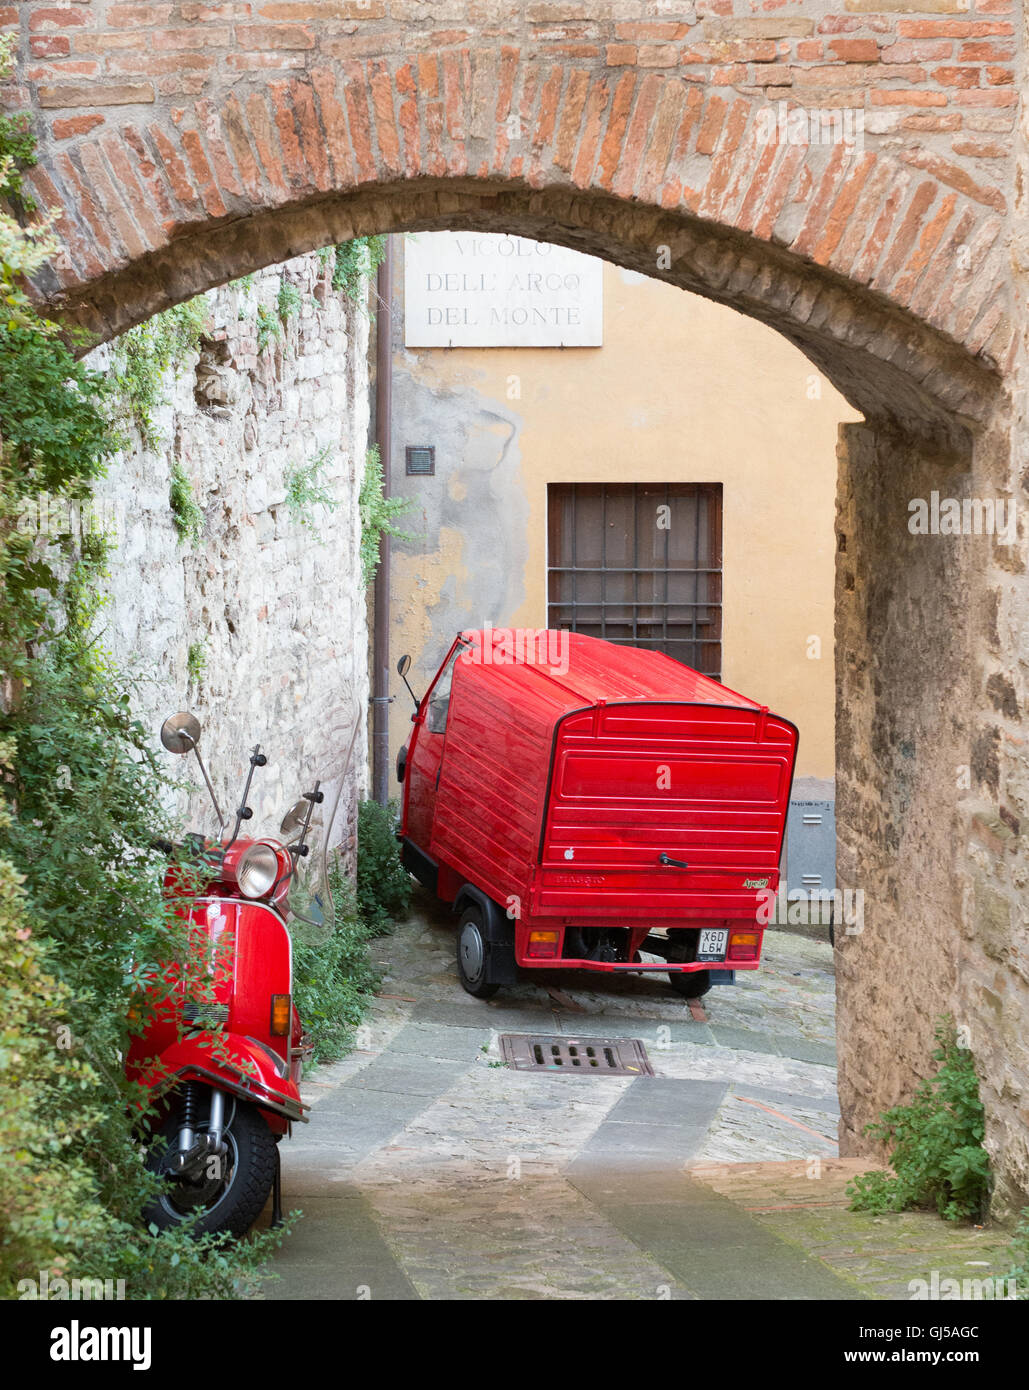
top-left (395, 629), bottom-right (797, 1001)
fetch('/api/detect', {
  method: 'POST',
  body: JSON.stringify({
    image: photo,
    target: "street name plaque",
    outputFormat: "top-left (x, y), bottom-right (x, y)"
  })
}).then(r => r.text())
top-left (404, 231), bottom-right (603, 348)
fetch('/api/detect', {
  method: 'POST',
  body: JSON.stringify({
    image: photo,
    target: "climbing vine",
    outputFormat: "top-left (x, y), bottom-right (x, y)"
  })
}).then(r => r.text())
top-left (358, 444), bottom-right (417, 587)
top-left (109, 295), bottom-right (210, 449)
top-left (330, 235), bottom-right (386, 304)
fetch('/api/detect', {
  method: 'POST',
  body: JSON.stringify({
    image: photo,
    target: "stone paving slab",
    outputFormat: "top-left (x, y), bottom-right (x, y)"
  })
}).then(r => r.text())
top-left (268, 1191), bottom-right (419, 1301)
top-left (584, 1184), bottom-right (865, 1300)
top-left (688, 1159), bottom-right (1015, 1300)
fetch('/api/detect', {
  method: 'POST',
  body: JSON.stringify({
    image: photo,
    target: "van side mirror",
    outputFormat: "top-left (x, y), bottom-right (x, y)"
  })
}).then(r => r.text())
top-left (396, 654), bottom-right (419, 710)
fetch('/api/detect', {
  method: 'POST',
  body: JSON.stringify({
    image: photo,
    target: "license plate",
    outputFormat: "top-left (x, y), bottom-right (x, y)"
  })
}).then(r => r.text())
top-left (696, 928), bottom-right (729, 962)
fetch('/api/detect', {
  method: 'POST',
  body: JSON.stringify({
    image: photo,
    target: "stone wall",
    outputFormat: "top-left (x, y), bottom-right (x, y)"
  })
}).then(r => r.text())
top-left (90, 253), bottom-right (371, 863)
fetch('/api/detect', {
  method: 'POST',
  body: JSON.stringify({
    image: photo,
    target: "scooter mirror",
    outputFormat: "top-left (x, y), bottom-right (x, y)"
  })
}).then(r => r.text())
top-left (160, 711), bottom-right (202, 755)
top-left (397, 654), bottom-right (411, 676)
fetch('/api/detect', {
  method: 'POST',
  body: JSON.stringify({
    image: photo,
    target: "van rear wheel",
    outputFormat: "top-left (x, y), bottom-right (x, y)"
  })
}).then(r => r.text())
top-left (667, 969), bottom-right (712, 1000)
top-left (457, 905), bottom-right (501, 999)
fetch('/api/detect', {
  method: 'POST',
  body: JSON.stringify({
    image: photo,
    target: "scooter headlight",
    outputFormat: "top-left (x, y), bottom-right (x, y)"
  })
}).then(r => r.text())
top-left (237, 842), bottom-right (279, 899)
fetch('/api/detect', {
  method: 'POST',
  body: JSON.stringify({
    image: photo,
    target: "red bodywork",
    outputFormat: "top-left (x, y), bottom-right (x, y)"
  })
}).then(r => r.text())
top-left (399, 630), bottom-right (798, 980)
top-left (127, 876), bottom-right (308, 1136)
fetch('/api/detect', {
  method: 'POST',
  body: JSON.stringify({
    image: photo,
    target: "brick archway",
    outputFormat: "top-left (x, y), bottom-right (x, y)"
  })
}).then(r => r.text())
top-left (6, 11), bottom-right (1029, 1208)
top-left (8, 24), bottom-right (1012, 437)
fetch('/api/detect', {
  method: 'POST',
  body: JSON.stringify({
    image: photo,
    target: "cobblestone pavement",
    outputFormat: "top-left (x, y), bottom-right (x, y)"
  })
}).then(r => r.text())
top-left (268, 891), bottom-right (1006, 1301)
top-left (270, 891), bottom-right (850, 1299)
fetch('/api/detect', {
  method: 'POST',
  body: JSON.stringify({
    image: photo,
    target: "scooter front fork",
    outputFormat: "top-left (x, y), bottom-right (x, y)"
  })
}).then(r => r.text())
top-left (175, 1082), bottom-right (227, 1176)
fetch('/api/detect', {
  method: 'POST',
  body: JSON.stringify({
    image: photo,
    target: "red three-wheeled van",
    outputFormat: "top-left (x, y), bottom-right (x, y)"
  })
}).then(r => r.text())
top-left (395, 628), bottom-right (798, 1002)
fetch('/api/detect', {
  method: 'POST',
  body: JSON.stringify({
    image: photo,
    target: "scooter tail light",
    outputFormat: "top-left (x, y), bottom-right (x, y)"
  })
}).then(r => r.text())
top-left (270, 993), bottom-right (291, 1036)
top-left (527, 930), bottom-right (560, 960)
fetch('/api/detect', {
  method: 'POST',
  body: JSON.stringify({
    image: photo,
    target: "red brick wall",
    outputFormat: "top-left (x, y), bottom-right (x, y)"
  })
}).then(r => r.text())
top-left (0, 1), bottom-right (1015, 399)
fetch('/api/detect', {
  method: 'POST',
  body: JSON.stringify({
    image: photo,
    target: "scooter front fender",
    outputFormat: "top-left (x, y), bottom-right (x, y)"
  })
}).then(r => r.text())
top-left (139, 1033), bottom-right (309, 1130)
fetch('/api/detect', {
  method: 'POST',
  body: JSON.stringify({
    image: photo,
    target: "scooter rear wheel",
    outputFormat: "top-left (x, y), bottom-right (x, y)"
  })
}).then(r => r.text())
top-left (144, 1094), bottom-right (277, 1238)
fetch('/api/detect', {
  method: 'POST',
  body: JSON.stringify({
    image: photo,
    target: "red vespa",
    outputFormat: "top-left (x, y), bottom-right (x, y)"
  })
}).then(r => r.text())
top-left (127, 711), bottom-right (348, 1238)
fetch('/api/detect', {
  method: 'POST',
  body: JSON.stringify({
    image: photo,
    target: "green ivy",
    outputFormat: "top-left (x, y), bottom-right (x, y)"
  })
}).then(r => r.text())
top-left (109, 296), bottom-right (210, 449)
top-left (256, 304), bottom-right (281, 355)
top-left (186, 639), bottom-right (207, 681)
top-left (847, 1018), bottom-right (991, 1223)
top-left (169, 460), bottom-right (204, 547)
top-left (358, 444), bottom-right (417, 588)
top-left (276, 277), bottom-right (303, 324)
top-left (331, 235), bottom-right (386, 304)
top-left (284, 446), bottom-right (336, 530)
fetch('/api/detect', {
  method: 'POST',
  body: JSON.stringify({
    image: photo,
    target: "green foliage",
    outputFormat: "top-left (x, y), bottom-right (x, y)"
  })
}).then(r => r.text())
top-left (284, 446), bottom-right (337, 530)
top-left (276, 277), bottom-right (303, 324)
top-left (331, 235), bottom-right (386, 304)
top-left (0, 75), bottom-right (283, 1298)
top-left (291, 865), bottom-right (382, 1066)
top-left (0, 36), bottom-right (36, 214)
top-left (1002, 1209), bottom-right (1029, 1299)
top-left (847, 1019), bottom-right (991, 1223)
top-left (187, 639), bottom-right (207, 681)
top-left (109, 296), bottom-right (210, 449)
top-left (231, 273), bottom-right (255, 294)
top-left (256, 304), bottom-right (281, 355)
top-left (356, 798), bottom-right (411, 934)
top-left (169, 461), bottom-right (204, 547)
top-left (358, 444), bottom-right (417, 588)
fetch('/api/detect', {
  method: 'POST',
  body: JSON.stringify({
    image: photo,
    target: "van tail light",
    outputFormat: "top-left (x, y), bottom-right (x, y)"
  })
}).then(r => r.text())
top-left (527, 930), bottom-right (560, 960)
top-left (270, 994), bottom-right (291, 1036)
top-left (728, 931), bottom-right (760, 961)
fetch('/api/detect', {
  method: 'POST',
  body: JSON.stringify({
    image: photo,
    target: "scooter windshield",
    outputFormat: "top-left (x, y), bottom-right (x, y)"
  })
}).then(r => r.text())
top-left (279, 787), bottom-right (336, 944)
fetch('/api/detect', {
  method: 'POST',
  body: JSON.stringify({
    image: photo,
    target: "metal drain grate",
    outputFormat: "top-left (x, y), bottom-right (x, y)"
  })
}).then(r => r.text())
top-left (499, 1034), bottom-right (653, 1077)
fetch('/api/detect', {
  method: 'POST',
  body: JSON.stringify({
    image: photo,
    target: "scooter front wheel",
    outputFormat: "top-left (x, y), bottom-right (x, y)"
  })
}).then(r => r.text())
top-left (144, 1092), bottom-right (277, 1238)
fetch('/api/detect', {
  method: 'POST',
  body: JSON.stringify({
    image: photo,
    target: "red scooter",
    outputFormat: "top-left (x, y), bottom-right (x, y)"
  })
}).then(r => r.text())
top-left (127, 711), bottom-right (351, 1238)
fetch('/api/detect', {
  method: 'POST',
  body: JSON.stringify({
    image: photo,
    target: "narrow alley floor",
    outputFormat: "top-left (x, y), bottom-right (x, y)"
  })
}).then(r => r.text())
top-left (265, 891), bottom-right (1010, 1300)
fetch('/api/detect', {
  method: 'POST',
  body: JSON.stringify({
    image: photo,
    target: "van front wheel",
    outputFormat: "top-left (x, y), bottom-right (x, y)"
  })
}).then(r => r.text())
top-left (667, 968), bottom-right (711, 1000)
top-left (457, 905), bottom-right (501, 1000)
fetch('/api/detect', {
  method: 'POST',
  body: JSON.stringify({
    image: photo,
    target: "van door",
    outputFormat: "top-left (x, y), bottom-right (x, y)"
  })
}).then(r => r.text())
top-left (404, 638), bottom-right (464, 851)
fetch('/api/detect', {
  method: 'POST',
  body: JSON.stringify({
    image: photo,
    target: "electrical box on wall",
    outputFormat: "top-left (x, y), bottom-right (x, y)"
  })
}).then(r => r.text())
top-left (785, 800), bottom-right (836, 897)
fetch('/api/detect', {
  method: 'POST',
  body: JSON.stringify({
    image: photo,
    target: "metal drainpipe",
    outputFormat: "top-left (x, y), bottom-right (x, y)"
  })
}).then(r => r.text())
top-left (371, 235), bottom-right (393, 806)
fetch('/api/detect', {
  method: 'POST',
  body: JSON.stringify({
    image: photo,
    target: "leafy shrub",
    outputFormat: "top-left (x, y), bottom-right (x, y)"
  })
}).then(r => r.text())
top-left (0, 68), bottom-right (284, 1298)
top-left (291, 867), bottom-right (381, 1065)
top-left (847, 1018), bottom-right (991, 1222)
top-left (356, 798), bottom-right (411, 934)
